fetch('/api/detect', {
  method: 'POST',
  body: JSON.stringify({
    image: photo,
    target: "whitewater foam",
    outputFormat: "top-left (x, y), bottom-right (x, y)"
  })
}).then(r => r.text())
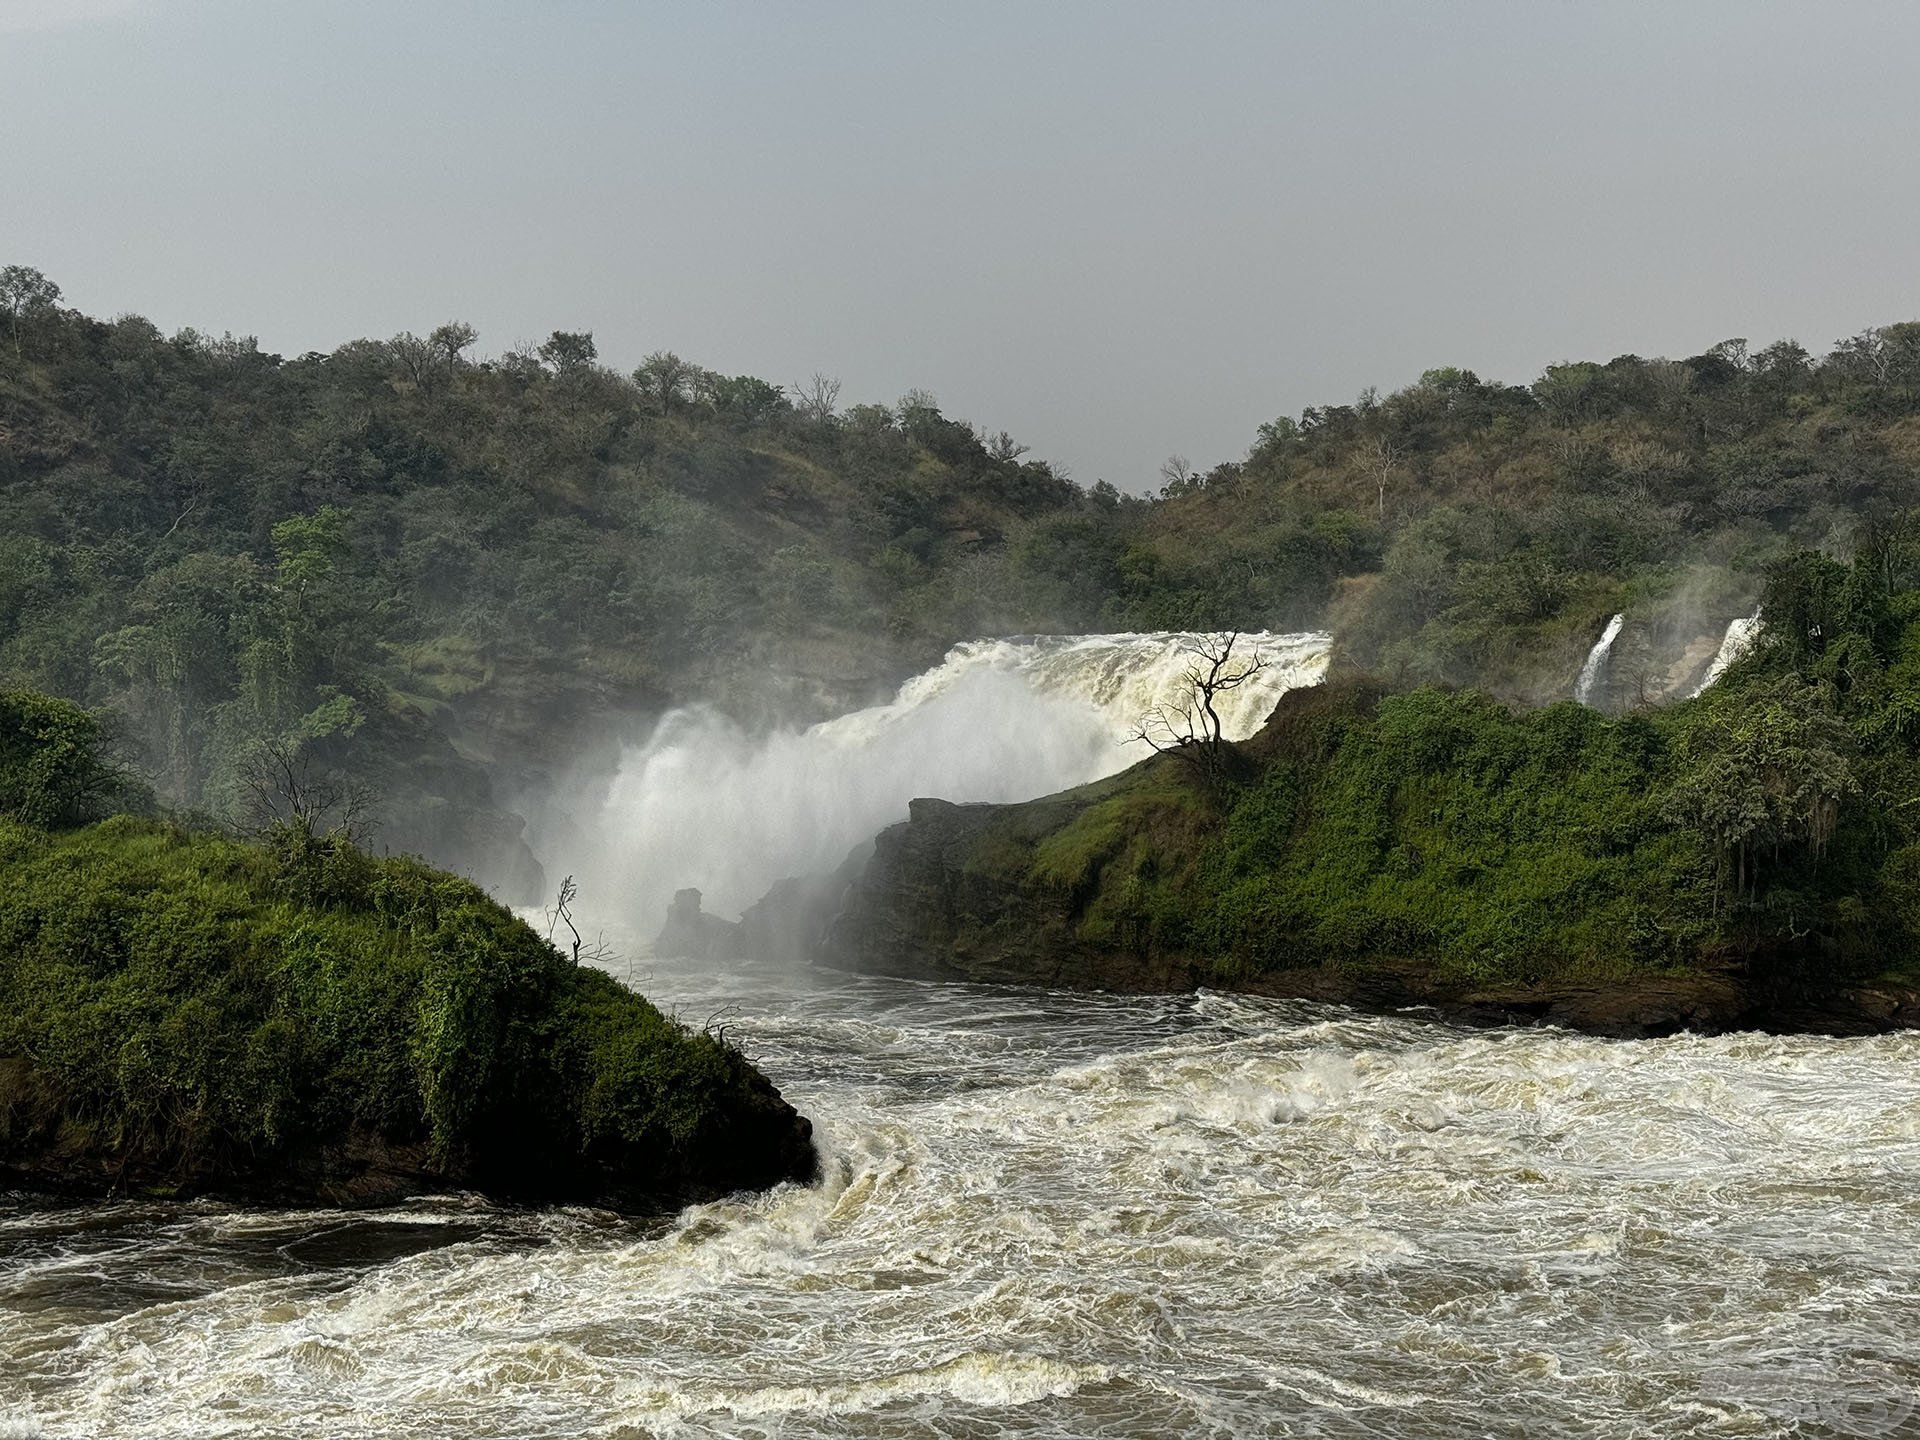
top-left (8, 961), bottom-right (1920, 1438)
top-left (589, 631), bottom-right (1330, 923)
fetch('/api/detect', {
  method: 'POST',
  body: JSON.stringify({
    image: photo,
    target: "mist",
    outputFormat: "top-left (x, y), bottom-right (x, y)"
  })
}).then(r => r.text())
top-left (574, 632), bottom-right (1332, 930)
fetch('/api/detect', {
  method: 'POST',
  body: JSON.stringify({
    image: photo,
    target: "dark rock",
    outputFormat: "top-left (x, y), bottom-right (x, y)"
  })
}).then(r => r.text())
top-left (739, 842), bottom-right (873, 964)
top-left (654, 887), bottom-right (745, 959)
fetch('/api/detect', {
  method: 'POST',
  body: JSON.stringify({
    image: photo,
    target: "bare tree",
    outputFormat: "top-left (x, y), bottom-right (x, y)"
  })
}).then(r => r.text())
top-left (1364, 437), bottom-right (1403, 520)
top-left (1159, 455), bottom-right (1198, 496)
top-left (242, 735), bottom-right (376, 841)
top-left (1129, 632), bottom-right (1269, 789)
top-left (547, 874), bottom-right (583, 964)
top-left (794, 372), bottom-right (841, 423)
top-left (378, 332), bottom-right (435, 389)
top-left (984, 429), bottom-right (1030, 462)
top-left (544, 873), bottom-right (619, 968)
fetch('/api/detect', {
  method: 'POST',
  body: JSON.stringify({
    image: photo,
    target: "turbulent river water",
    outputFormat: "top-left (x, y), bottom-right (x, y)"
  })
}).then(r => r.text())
top-left (6, 954), bottom-right (1920, 1439)
top-left (5, 630), bottom-right (1914, 1436)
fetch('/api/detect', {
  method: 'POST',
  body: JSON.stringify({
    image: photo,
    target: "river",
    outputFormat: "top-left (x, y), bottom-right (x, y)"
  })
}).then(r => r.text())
top-left (6, 953), bottom-right (1920, 1438)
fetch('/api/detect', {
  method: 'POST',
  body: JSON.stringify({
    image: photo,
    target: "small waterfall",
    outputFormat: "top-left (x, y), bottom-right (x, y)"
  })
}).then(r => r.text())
top-left (1574, 614), bottom-right (1625, 707)
top-left (1690, 610), bottom-right (1764, 696)
top-left (590, 631), bottom-right (1332, 923)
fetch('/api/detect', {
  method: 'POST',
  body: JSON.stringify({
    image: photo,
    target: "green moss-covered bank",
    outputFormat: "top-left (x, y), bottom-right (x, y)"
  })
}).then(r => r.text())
top-left (0, 694), bottom-right (815, 1210)
top-left (825, 546), bottom-right (1920, 1036)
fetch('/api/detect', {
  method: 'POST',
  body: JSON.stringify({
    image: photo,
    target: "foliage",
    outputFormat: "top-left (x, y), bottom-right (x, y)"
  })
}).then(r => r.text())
top-left (974, 540), bottom-right (1920, 986)
top-left (6, 273), bottom-right (1920, 894)
top-left (0, 689), bottom-right (136, 828)
top-left (1196, 687), bottom-right (1713, 982)
top-left (1662, 675), bottom-right (1855, 901)
top-left (0, 707), bottom-right (798, 1203)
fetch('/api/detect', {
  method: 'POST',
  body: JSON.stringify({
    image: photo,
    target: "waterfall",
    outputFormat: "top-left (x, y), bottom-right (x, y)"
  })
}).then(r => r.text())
top-left (1690, 610), bottom-right (1764, 696)
top-left (1574, 614), bottom-right (1625, 707)
top-left (589, 631), bottom-right (1331, 924)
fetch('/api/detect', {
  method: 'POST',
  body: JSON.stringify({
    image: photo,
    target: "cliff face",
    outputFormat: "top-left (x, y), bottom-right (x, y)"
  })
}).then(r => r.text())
top-left (830, 794), bottom-right (1205, 991)
top-left (821, 684), bottom-right (1920, 1038)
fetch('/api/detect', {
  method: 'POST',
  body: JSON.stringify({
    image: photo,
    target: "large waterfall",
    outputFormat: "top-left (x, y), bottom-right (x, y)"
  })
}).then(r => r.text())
top-left (1574, 613), bottom-right (1625, 707)
top-left (591, 631), bottom-right (1331, 923)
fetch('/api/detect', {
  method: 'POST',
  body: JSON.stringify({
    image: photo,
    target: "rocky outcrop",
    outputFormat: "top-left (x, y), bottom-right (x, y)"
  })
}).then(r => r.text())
top-left (0, 814), bottom-right (818, 1214)
top-left (821, 781), bottom-right (1920, 1040)
top-left (824, 794), bottom-right (1201, 991)
top-left (0, 1050), bottom-right (817, 1214)
top-left (655, 887), bottom-right (747, 959)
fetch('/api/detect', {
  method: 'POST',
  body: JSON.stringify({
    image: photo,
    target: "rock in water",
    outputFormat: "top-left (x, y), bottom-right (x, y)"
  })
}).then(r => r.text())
top-left (654, 887), bottom-right (746, 958)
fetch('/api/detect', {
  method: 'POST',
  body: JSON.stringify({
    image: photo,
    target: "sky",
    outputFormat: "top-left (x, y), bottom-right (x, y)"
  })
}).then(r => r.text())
top-left (4, 0), bottom-right (1919, 490)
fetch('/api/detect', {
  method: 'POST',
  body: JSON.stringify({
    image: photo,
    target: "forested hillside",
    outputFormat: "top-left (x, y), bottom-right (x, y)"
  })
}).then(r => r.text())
top-left (4, 261), bottom-right (1919, 895)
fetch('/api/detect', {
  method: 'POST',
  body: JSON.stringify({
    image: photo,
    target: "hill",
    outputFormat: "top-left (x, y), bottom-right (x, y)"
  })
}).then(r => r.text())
top-left (4, 263), bottom-right (1919, 893)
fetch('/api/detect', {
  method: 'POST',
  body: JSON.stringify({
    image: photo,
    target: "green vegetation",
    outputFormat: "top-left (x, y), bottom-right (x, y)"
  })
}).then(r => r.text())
top-left (9, 265), bottom-right (1918, 895)
top-left (0, 691), bottom-right (813, 1207)
top-left (947, 540), bottom-right (1920, 993)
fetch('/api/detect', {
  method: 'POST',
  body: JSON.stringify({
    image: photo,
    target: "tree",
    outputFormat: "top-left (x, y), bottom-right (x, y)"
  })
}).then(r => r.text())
top-left (794, 372), bottom-right (841, 423)
top-left (0, 265), bottom-right (61, 356)
top-left (538, 330), bottom-right (597, 372)
top-left (384, 331), bottom-right (437, 387)
top-left (430, 321), bottom-right (478, 368)
top-left (1254, 414), bottom-right (1302, 454)
top-left (1159, 455), bottom-right (1199, 496)
top-left (1363, 437), bottom-right (1403, 520)
top-left (983, 429), bottom-right (1030, 462)
top-left (0, 690), bottom-right (126, 828)
top-left (703, 373), bottom-right (788, 427)
top-left (1664, 675), bottom-right (1856, 905)
top-left (634, 350), bottom-right (694, 410)
top-left (1129, 632), bottom-right (1269, 790)
top-left (241, 732), bottom-right (374, 841)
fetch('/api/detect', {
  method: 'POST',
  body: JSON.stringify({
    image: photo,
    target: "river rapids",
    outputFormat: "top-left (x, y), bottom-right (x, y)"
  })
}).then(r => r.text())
top-left (5, 954), bottom-right (1920, 1438)
top-left (5, 630), bottom-right (1917, 1437)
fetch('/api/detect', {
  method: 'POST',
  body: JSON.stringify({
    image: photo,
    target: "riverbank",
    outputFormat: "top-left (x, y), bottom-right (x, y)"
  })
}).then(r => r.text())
top-left (815, 653), bottom-right (1920, 1039)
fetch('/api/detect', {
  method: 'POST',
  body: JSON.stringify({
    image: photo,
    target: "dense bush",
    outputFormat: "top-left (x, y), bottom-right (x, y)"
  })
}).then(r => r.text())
top-left (0, 788), bottom-right (811, 1207)
top-left (0, 689), bottom-right (138, 828)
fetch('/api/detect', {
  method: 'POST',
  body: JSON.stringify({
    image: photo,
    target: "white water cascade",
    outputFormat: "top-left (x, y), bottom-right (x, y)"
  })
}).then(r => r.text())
top-left (1574, 613), bottom-right (1625, 707)
top-left (591, 631), bottom-right (1331, 923)
top-left (1690, 610), bottom-right (1764, 696)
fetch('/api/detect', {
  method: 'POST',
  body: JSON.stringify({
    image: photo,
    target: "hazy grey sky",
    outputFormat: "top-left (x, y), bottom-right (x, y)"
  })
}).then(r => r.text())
top-left (5, 1), bottom-right (1918, 489)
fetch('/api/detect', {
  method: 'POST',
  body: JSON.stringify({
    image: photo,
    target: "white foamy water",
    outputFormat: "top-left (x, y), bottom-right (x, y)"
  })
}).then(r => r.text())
top-left (1575, 614), bottom-right (1625, 707)
top-left (1691, 611), bottom-right (1764, 697)
top-left (7, 958), bottom-right (1920, 1439)
top-left (590, 632), bottom-right (1330, 923)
